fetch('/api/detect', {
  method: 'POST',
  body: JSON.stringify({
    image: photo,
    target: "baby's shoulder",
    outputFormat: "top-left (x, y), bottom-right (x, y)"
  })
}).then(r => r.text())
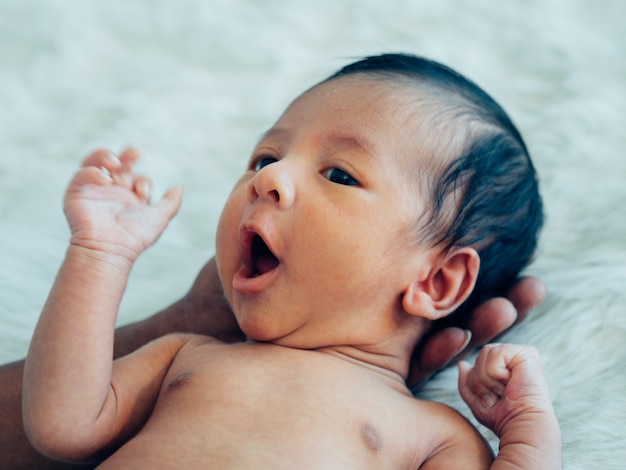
top-left (152, 332), bottom-right (226, 361)
top-left (408, 400), bottom-right (494, 469)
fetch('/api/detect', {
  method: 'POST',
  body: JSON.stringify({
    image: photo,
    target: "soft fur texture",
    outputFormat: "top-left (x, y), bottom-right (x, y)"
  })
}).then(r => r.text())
top-left (1, 1), bottom-right (624, 468)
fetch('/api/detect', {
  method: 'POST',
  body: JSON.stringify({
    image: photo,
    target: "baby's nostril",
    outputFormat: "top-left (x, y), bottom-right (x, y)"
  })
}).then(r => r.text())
top-left (270, 189), bottom-right (280, 202)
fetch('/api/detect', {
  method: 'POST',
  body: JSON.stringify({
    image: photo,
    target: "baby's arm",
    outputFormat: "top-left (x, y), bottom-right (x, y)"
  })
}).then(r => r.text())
top-left (458, 344), bottom-right (562, 469)
top-left (22, 149), bottom-right (183, 462)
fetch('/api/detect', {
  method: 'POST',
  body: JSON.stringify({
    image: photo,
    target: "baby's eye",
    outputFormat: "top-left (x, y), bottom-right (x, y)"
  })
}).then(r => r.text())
top-left (323, 168), bottom-right (359, 186)
top-left (253, 156), bottom-right (278, 171)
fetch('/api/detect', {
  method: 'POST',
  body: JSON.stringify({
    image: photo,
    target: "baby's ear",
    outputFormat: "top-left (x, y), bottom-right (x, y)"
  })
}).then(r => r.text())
top-left (402, 247), bottom-right (479, 320)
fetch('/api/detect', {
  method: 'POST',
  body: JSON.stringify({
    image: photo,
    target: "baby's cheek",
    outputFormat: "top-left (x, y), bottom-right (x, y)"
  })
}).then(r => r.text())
top-left (215, 204), bottom-right (241, 280)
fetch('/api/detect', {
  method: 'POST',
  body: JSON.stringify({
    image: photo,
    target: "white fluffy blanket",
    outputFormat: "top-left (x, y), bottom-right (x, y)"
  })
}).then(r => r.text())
top-left (1, 1), bottom-right (624, 468)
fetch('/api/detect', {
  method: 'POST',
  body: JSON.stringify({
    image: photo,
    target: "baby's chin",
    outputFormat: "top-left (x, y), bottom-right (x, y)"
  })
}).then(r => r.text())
top-left (234, 313), bottom-right (285, 344)
top-left (239, 323), bottom-right (313, 350)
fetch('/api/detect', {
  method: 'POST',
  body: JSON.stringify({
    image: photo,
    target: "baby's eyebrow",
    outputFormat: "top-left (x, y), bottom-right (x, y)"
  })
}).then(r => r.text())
top-left (256, 127), bottom-right (289, 145)
top-left (257, 127), bottom-right (376, 161)
top-left (319, 133), bottom-right (374, 159)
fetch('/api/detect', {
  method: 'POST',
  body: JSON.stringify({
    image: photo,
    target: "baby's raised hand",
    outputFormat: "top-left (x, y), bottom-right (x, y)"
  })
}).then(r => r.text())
top-left (457, 344), bottom-right (554, 437)
top-left (64, 149), bottom-right (183, 263)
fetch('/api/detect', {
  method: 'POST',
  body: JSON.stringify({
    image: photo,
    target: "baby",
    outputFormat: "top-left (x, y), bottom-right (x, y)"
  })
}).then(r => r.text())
top-left (23, 53), bottom-right (561, 468)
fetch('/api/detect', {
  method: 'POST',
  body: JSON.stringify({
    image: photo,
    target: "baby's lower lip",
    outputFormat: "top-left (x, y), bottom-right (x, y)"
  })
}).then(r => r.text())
top-left (232, 263), bottom-right (280, 295)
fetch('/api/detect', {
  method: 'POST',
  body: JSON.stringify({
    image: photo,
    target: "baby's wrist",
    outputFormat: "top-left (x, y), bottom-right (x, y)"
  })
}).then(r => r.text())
top-left (66, 243), bottom-right (135, 275)
top-left (497, 402), bottom-right (558, 438)
top-left (497, 408), bottom-right (561, 468)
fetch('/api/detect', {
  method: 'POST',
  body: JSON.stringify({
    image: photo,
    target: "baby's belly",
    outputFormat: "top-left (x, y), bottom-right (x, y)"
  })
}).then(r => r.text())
top-left (98, 342), bottom-right (413, 469)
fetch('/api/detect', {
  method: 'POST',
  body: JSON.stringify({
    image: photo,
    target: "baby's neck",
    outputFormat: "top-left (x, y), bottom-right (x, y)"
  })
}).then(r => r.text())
top-left (313, 345), bottom-right (414, 396)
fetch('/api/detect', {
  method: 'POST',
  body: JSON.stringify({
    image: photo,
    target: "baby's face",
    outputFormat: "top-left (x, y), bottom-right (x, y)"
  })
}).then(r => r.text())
top-left (216, 75), bottom-right (439, 348)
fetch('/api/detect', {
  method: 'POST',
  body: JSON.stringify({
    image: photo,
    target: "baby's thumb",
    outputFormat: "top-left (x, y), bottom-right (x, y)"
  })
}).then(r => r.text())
top-left (457, 361), bottom-right (473, 400)
top-left (156, 186), bottom-right (183, 221)
top-left (458, 361), bottom-right (499, 411)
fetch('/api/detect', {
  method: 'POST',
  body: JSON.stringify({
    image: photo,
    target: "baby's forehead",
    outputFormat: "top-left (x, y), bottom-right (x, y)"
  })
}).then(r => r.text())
top-left (289, 75), bottom-right (461, 145)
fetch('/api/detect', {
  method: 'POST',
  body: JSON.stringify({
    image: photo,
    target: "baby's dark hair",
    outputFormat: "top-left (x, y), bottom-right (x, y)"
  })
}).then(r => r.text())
top-left (326, 53), bottom-right (544, 327)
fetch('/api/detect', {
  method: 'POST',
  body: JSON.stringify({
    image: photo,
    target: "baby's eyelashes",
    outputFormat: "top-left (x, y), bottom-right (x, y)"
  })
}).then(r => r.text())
top-left (250, 156), bottom-right (360, 187)
top-left (252, 156), bottom-right (278, 171)
top-left (322, 168), bottom-right (359, 186)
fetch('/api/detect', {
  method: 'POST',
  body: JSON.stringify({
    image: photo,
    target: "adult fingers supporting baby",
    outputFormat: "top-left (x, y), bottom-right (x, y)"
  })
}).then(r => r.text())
top-left (464, 277), bottom-right (547, 350)
top-left (408, 277), bottom-right (546, 391)
top-left (407, 327), bottom-right (471, 389)
top-left (506, 277), bottom-right (547, 326)
top-left (466, 297), bottom-right (517, 350)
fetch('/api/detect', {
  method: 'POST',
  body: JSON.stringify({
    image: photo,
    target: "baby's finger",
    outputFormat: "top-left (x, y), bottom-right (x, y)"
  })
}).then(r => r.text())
top-left (70, 166), bottom-right (113, 188)
top-left (133, 175), bottom-right (153, 202)
top-left (458, 361), bottom-right (500, 410)
top-left (481, 344), bottom-right (514, 383)
top-left (458, 361), bottom-right (473, 398)
top-left (81, 149), bottom-right (122, 175)
top-left (118, 148), bottom-right (141, 169)
top-left (472, 345), bottom-right (510, 396)
top-left (110, 148), bottom-right (141, 188)
top-left (458, 362), bottom-right (485, 407)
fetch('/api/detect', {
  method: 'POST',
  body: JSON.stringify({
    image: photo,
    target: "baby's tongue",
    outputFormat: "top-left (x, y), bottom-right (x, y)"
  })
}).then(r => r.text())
top-left (255, 253), bottom-right (279, 275)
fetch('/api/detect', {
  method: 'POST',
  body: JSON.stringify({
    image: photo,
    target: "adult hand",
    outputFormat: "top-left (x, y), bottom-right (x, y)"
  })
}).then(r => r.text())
top-left (112, 257), bottom-right (243, 359)
top-left (180, 257), bottom-right (245, 343)
top-left (407, 277), bottom-right (546, 390)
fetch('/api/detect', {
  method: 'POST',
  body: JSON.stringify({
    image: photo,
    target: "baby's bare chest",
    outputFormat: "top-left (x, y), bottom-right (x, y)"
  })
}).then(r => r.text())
top-left (103, 343), bottom-right (431, 469)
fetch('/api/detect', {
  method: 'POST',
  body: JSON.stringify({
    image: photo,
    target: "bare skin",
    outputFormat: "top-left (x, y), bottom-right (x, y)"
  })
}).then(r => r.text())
top-left (20, 76), bottom-right (557, 468)
top-left (97, 335), bottom-right (494, 469)
top-left (459, 344), bottom-right (562, 469)
top-left (0, 262), bottom-right (543, 470)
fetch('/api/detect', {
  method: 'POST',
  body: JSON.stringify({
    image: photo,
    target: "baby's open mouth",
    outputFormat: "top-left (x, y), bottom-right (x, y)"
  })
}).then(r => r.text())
top-left (250, 233), bottom-right (279, 277)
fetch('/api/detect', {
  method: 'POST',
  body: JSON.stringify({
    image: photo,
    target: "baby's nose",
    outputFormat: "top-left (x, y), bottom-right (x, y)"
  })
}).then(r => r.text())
top-left (247, 162), bottom-right (295, 210)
